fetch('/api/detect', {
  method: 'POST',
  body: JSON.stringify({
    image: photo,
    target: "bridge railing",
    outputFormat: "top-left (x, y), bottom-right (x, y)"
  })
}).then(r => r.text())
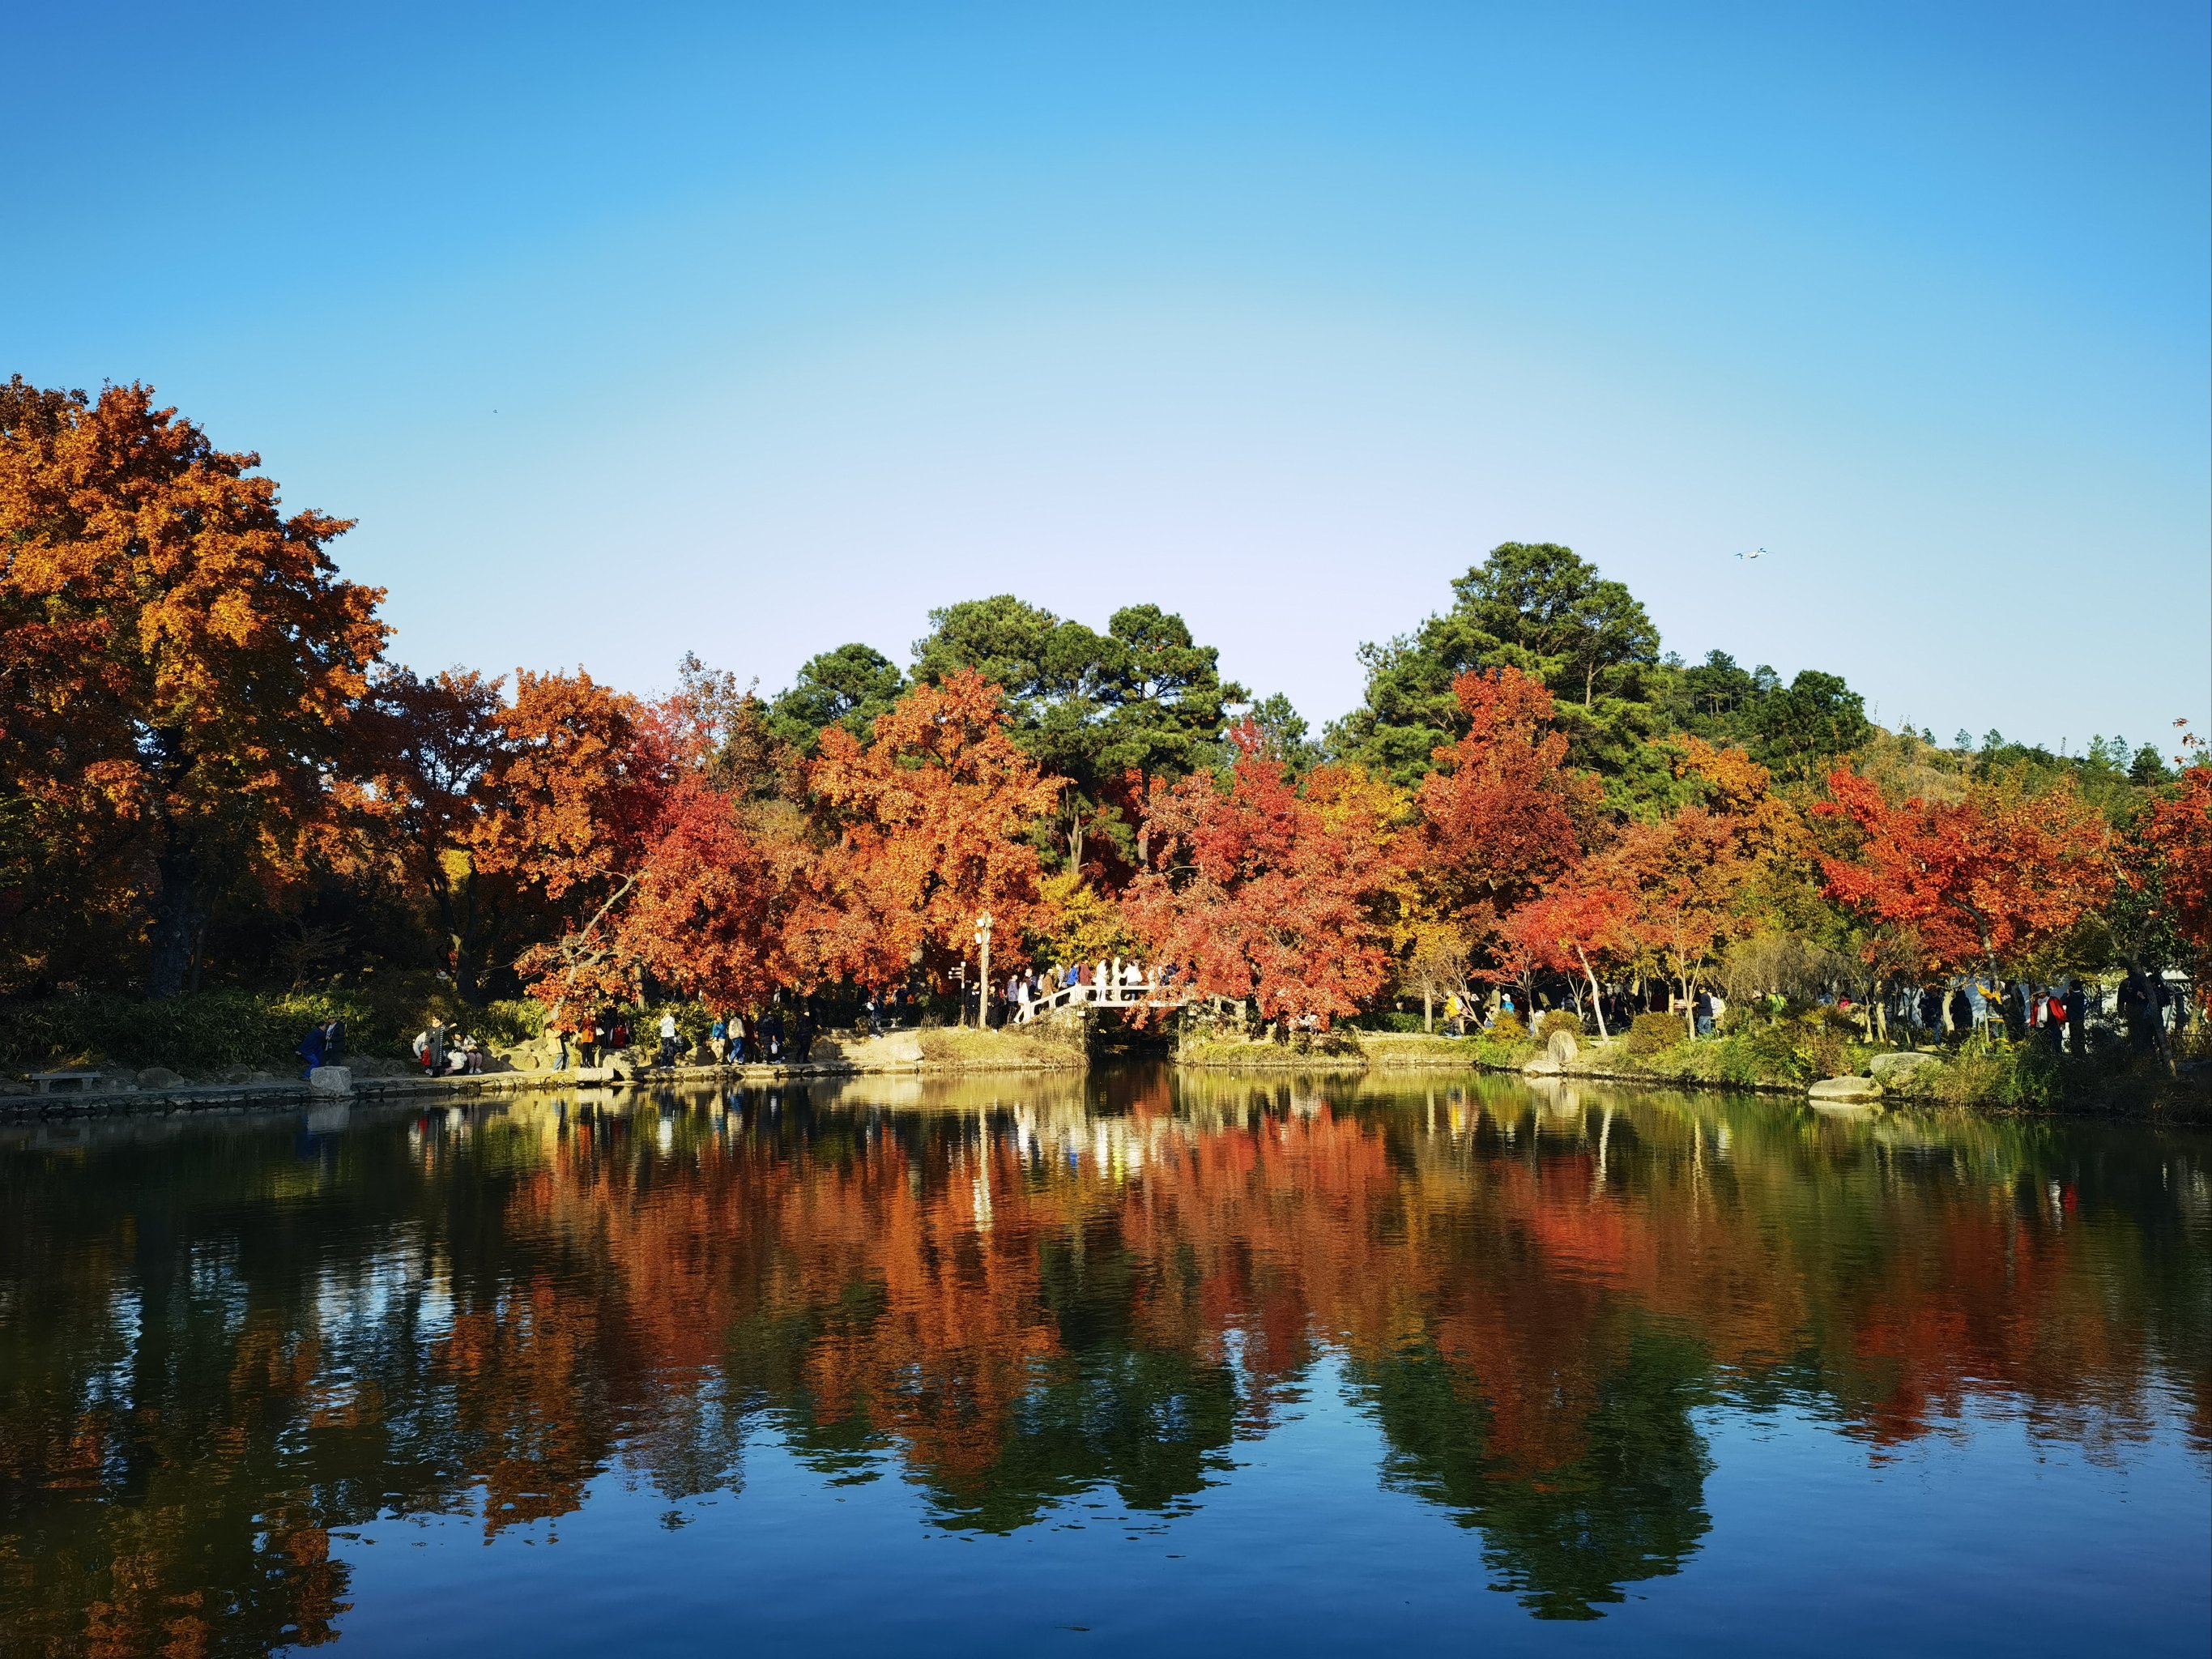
top-left (1010, 976), bottom-right (1192, 1024)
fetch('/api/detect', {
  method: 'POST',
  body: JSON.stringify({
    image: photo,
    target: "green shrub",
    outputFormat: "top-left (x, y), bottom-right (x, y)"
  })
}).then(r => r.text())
top-left (0, 983), bottom-right (532, 1075)
top-left (0, 989), bottom-right (387, 1074)
top-left (1349, 1010), bottom-right (1429, 1033)
top-left (1791, 1013), bottom-right (1850, 1080)
top-left (477, 999), bottom-right (548, 1046)
top-left (1925, 1043), bottom-right (2065, 1110)
top-left (1535, 1010), bottom-right (1584, 1042)
top-left (1708, 1037), bottom-right (1767, 1087)
top-left (1741, 1021), bottom-right (1811, 1082)
top-left (1626, 1011), bottom-right (1685, 1057)
top-left (1490, 1010), bottom-right (1528, 1041)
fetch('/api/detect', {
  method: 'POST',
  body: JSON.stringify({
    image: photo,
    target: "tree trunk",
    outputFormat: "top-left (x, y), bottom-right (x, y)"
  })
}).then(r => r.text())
top-left (147, 836), bottom-right (207, 999)
top-left (1575, 945), bottom-right (1609, 1039)
top-left (1422, 988), bottom-right (1433, 1033)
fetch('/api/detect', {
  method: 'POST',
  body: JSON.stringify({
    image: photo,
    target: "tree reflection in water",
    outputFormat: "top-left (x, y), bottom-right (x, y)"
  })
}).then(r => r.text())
top-left (0, 1068), bottom-right (2205, 1649)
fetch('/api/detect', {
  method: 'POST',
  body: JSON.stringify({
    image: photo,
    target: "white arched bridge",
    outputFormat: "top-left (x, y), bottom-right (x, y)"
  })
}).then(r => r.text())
top-left (1010, 973), bottom-right (1208, 1025)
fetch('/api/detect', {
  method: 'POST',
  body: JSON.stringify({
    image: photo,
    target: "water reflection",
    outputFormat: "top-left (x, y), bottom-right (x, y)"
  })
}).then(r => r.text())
top-left (1, 1068), bottom-right (2206, 1649)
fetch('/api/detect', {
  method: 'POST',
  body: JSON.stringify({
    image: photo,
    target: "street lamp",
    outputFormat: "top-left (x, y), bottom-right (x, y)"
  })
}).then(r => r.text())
top-left (974, 911), bottom-right (994, 1031)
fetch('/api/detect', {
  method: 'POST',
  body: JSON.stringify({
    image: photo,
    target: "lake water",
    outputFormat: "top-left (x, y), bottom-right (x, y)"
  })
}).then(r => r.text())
top-left (2, 1065), bottom-right (2206, 1655)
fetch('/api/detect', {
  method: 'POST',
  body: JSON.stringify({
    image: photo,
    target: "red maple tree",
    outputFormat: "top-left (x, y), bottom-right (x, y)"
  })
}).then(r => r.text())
top-left (2142, 756), bottom-right (2211, 998)
top-left (1416, 668), bottom-right (1596, 945)
top-left (1817, 768), bottom-right (2112, 985)
top-left (1125, 724), bottom-right (1392, 1028)
top-left (612, 775), bottom-right (805, 1009)
top-left (1498, 877), bottom-right (1632, 1035)
top-left (479, 669), bottom-right (681, 1004)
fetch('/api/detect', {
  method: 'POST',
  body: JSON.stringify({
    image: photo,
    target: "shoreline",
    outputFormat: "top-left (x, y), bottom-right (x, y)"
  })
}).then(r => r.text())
top-left (8, 1034), bottom-right (2201, 1124)
top-left (1174, 1030), bottom-right (2210, 1120)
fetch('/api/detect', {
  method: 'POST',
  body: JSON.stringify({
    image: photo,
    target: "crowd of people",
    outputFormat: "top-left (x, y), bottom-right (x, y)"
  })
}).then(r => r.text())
top-left (964, 958), bottom-right (1186, 1029)
top-left (1427, 969), bottom-right (2192, 1054)
top-left (385, 960), bottom-right (2191, 1086)
top-left (541, 996), bottom-right (825, 1073)
top-left (404, 1018), bottom-right (493, 1076)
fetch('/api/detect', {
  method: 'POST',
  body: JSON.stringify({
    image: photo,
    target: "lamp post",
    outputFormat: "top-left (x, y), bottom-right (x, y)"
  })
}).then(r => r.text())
top-left (974, 911), bottom-right (994, 1031)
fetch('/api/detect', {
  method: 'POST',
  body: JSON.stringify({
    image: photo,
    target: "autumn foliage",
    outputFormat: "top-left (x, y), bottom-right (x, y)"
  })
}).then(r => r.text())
top-left (1417, 668), bottom-right (1594, 940)
top-left (2, 377), bottom-right (2197, 1038)
top-left (1816, 769), bottom-right (2113, 979)
top-left (806, 668), bottom-right (1062, 985)
top-left (1123, 725), bottom-right (1393, 1026)
top-left (0, 381), bottom-right (385, 993)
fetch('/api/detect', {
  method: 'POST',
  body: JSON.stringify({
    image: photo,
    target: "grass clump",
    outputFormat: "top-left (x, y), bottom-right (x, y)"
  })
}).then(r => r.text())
top-left (915, 1023), bottom-right (1087, 1071)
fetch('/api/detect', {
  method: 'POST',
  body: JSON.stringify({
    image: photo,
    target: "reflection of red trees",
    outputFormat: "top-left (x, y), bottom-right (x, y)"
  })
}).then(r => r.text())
top-left (480, 1092), bottom-right (2200, 1516)
top-left (6, 1091), bottom-right (2201, 1653)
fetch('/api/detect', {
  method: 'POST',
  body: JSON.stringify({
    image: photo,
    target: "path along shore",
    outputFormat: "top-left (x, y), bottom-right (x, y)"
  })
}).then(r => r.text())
top-left (10, 1024), bottom-right (2200, 1124)
top-left (0, 1029), bottom-right (1051, 1123)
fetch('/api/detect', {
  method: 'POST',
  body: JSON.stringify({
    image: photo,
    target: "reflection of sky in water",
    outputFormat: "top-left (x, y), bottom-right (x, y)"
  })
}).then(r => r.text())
top-left (327, 1375), bottom-right (2207, 1658)
top-left (1, 1069), bottom-right (2205, 1654)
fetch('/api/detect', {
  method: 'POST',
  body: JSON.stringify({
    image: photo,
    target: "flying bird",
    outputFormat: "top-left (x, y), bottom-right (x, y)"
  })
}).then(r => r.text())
top-left (1736, 547), bottom-right (1767, 560)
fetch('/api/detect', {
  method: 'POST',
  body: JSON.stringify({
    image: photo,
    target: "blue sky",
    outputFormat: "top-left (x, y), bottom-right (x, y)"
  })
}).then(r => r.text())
top-left (9, 2), bottom-right (2206, 753)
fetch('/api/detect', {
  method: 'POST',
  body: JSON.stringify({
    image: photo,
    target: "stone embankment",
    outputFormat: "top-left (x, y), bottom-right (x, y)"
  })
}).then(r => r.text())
top-left (1182, 1026), bottom-right (1967, 1111)
top-left (0, 1026), bottom-right (1084, 1123)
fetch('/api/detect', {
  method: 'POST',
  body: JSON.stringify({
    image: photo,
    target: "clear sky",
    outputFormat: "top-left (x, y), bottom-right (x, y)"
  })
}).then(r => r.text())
top-left (9, 2), bottom-right (2206, 754)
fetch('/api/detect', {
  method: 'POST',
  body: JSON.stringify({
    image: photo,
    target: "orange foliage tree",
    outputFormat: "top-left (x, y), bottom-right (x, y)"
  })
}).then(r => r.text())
top-left (1597, 806), bottom-right (1753, 1031)
top-left (348, 665), bottom-right (522, 1002)
top-left (1415, 668), bottom-right (1595, 958)
top-left (0, 380), bottom-right (387, 993)
top-left (2087, 736), bottom-right (2212, 1034)
top-left (2139, 754), bottom-right (2212, 1002)
top-left (477, 670), bottom-right (680, 1006)
top-left (1498, 880), bottom-right (1631, 1035)
top-left (1817, 768), bottom-right (2113, 992)
top-left (1125, 724), bottom-right (1394, 1027)
top-left (806, 669), bottom-right (1063, 987)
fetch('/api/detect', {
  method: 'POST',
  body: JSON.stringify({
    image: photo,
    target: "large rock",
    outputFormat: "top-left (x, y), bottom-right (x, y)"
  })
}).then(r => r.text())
top-left (1809, 1075), bottom-right (1882, 1104)
top-left (309, 1066), bottom-right (353, 1096)
top-left (1869, 1051), bottom-right (1941, 1082)
top-left (1547, 1029), bottom-right (1580, 1066)
top-left (137, 1066), bottom-right (185, 1090)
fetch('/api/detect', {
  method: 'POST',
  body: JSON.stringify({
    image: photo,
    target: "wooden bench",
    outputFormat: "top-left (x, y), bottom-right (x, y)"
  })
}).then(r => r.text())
top-left (31, 1069), bottom-right (105, 1095)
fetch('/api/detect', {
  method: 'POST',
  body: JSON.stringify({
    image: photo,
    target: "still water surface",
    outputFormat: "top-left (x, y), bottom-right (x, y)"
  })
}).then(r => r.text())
top-left (2, 1065), bottom-right (2207, 1655)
